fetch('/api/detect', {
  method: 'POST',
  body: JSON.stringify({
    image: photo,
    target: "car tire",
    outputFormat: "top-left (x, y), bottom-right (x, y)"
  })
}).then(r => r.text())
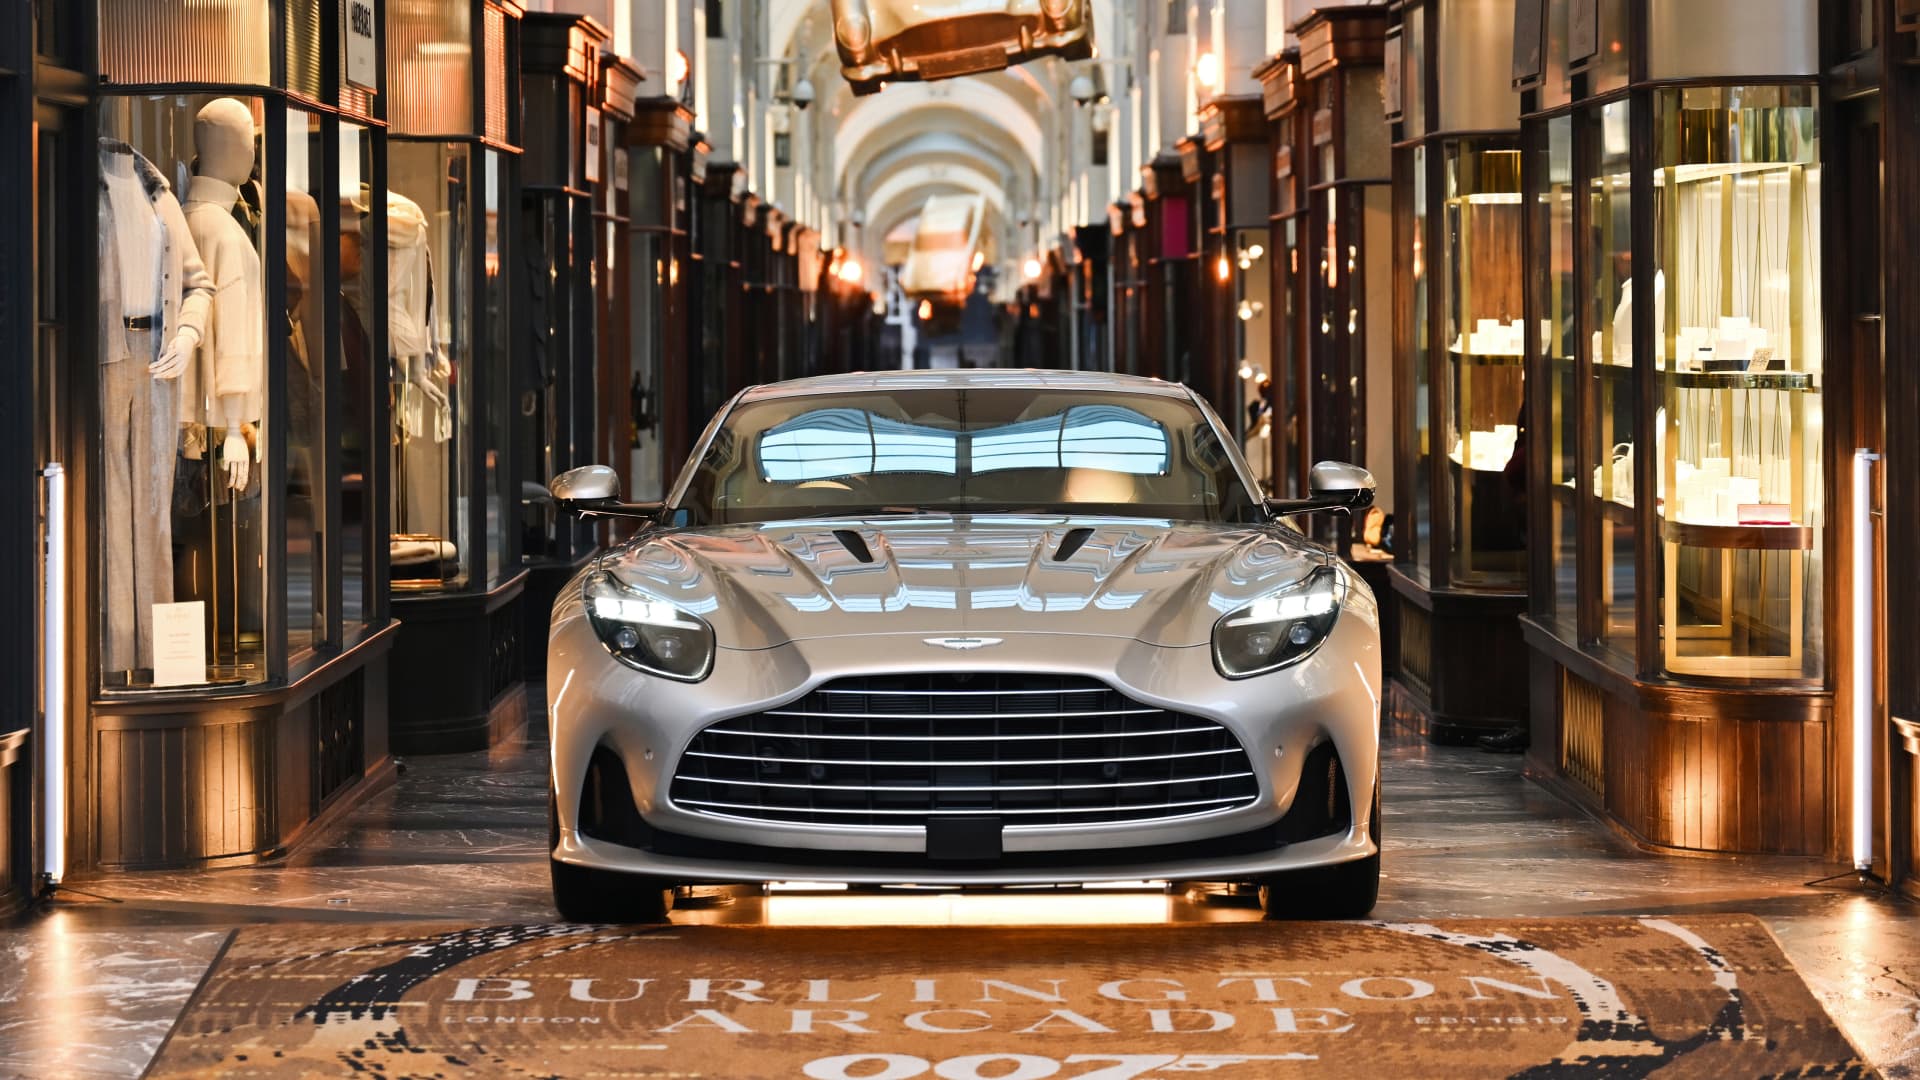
top-left (550, 856), bottom-right (677, 923)
top-left (548, 788), bottom-right (677, 923)
top-left (1255, 780), bottom-right (1381, 920)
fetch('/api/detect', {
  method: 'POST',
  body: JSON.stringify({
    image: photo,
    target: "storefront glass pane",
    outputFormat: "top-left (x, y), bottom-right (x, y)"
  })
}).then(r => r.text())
top-left (1443, 140), bottom-right (1527, 587)
top-left (1653, 85), bottom-right (1823, 680)
top-left (98, 94), bottom-right (270, 689)
top-left (483, 148), bottom-right (512, 587)
top-left (387, 140), bottom-right (474, 593)
top-left (338, 123), bottom-right (376, 628)
top-left (1410, 146), bottom-right (1431, 577)
top-left (1233, 227), bottom-right (1273, 492)
top-left (1584, 100), bottom-right (1635, 659)
top-left (1540, 116), bottom-right (1578, 630)
top-left (285, 109), bottom-right (328, 654)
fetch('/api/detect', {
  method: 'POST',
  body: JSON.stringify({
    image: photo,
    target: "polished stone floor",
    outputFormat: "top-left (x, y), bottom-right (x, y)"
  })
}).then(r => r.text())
top-left (2, 699), bottom-right (1916, 1078)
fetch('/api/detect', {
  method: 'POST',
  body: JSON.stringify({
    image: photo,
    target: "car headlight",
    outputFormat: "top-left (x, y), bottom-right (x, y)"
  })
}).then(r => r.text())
top-left (582, 570), bottom-right (715, 681)
top-left (1213, 565), bottom-right (1345, 679)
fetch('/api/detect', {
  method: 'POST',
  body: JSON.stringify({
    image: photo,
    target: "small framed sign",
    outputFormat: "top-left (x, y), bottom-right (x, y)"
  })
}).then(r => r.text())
top-left (1512, 0), bottom-right (1546, 90)
top-left (343, 0), bottom-right (379, 91)
top-left (1569, 0), bottom-right (1600, 66)
top-left (1384, 27), bottom-right (1405, 121)
top-left (584, 107), bottom-right (603, 184)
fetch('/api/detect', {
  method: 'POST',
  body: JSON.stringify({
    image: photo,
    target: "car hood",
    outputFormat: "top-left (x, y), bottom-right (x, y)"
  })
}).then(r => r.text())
top-left (594, 516), bottom-right (1330, 650)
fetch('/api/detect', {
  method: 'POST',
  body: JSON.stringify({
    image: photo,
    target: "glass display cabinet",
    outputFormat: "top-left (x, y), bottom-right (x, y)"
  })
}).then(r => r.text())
top-left (1517, 0), bottom-right (1834, 856)
top-left (79, 0), bottom-right (393, 871)
top-left (1387, 0), bottom-right (1529, 742)
top-left (518, 12), bottom-right (608, 681)
top-left (385, 0), bottom-right (528, 753)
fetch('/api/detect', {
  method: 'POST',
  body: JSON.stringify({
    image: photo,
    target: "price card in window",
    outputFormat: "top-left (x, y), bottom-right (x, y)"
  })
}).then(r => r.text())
top-left (151, 601), bottom-right (207, 688)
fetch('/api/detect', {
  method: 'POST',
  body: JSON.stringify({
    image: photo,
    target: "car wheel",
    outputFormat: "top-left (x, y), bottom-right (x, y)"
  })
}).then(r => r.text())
top-left (548, 788), bottom-right (677, 923)
top-left (550, 856), bottom-right (677, 923)
top-left (1256, 780), bottom-right (1381, 920)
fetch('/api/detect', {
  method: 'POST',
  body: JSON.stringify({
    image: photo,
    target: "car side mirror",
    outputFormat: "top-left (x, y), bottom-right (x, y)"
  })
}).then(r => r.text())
top-left (1267, 461), bottom-right (1377, 518)
top-left (551, 465), bottom-right (664, 522)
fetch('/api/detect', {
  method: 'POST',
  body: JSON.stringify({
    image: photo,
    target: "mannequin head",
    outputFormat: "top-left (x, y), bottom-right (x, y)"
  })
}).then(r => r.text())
top-left (193, 98), bottom-right (256, 184)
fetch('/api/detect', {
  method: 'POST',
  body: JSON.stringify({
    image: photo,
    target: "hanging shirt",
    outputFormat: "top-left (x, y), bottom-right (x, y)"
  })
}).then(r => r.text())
top-left (182, 175), bottom-right (266, 424)
top-left (103, 157), bottom-right (161, 319)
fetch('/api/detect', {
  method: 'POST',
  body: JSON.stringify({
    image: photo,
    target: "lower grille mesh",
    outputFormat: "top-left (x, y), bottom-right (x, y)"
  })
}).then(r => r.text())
top-left (669, 673), bottom-right (1260, 828)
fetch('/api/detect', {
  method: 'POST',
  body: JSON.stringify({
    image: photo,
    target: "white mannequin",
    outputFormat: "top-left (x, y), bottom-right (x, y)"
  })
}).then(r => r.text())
top-left (97, 138), bottom-right (213, 676)
top-left (182, 97), bottom-right (266, 491)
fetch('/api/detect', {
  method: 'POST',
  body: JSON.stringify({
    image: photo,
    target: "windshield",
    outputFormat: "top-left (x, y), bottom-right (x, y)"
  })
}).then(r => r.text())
top-left (675, 388), bottom-right (1263, 527)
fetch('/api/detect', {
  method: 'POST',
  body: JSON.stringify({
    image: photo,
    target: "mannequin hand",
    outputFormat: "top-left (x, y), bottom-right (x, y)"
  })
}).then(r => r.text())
top-left (411, 368), bottom-right (450, 412)
top-left (150, 328), bottom-right (198, 380)
top-left (221, 430), bottom-right (250, 491)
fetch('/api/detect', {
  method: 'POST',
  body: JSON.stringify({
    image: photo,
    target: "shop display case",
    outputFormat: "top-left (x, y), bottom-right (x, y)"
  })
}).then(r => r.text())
top-left (518, 13), bottom-right (609, 680)
top-left (384, 0), bottom-right (528, 754)
top-left (75, 0), bottom-right (395, 870)
top-left (1517, 0), bottom-right (1834, 856)
top-left (1386, 0), bottom-right (1530, 742)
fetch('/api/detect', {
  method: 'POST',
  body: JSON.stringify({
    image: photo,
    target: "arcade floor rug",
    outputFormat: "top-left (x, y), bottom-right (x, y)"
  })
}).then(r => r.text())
top-left (143, 916), bottom-right (1872, 1079)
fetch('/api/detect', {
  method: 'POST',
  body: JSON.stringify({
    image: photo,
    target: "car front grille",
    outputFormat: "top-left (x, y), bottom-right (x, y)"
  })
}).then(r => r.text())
top-left (667, 673), bottom-right (1261, 829)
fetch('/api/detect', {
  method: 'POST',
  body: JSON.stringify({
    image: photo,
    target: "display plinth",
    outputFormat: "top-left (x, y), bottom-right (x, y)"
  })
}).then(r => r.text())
top-left (0, 731), bottom-right (28, 914)
top-left (389, 571), bottom-right (528, 755)
top-left (87, 628), bottom-right (395, 870)
top-left (1522, 618), bottom-right (1830, 856)
top-left (1389, 568), bottom-right (1528, 743)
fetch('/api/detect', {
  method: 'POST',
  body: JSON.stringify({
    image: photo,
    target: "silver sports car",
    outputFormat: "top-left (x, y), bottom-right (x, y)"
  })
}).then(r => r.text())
top-left (545, 370), bottom-right (1382, 922)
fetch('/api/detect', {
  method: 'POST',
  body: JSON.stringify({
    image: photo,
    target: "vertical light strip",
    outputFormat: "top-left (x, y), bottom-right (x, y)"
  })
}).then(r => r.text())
top-left (1852, 448), bottom-right (1879, 872)
top-left (41, 463), bottom-right (66, 885)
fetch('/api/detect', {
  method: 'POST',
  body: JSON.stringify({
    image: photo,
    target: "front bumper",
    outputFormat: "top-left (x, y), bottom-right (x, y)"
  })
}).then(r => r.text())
top-left (547, 582), bottom-right (1381, 885)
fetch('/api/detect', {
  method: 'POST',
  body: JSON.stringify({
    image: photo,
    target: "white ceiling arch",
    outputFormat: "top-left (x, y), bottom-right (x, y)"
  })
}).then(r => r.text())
top-left (831, 80), bottom-right (1046, 190)
top-left (853, 131), bottom-right (1020, 200)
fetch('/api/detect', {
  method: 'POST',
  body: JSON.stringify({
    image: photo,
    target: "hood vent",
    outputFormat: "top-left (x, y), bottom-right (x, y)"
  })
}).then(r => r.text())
top-left (832, 529), bottom-right (875, 564)
top-left (1052, 527), bottom-right (1095, 563)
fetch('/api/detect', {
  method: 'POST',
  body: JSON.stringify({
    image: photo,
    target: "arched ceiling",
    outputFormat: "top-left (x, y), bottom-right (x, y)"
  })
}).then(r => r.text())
top-left (852, 131), bottom-right (1019, 202)
top-left (830, 80), bottom-right (1046, 191)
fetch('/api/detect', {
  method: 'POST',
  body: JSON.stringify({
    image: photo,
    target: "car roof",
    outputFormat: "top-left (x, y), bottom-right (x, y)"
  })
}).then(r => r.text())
top-left (735, 369), bottom-right (1197, 403)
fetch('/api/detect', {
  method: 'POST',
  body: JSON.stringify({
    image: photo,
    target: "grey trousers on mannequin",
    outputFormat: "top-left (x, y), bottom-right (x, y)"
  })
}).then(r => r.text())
top-left (101, 327), bottom-right (178, 677)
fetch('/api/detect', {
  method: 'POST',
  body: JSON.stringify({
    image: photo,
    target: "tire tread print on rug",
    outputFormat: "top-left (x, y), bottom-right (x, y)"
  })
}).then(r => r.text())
top-left (142, 915), bottom-right (1875, 1079)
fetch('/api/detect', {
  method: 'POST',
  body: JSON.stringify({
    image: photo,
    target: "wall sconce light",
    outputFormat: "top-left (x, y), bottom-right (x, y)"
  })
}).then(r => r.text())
top-left (1195, 51), bottom-right (1222, 91)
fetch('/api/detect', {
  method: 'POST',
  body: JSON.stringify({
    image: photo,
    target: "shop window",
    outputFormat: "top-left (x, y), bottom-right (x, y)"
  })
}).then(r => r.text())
top-left (1409, 145), bottom-right (1431, 577)
top-left (338, 122), bottom-right (377, 628)
top-left (1581, 99), bottom-right (1635, 658)
top-left (99, 0), bottom-right (271, 87)
top-left (1537, 116), bottom-right (1576, 631)
top-left (96, 94), bottom-right (271, 688)
top-left (285, 109), bottom-right (329, 654)
top-left (1652, 85), bottom-right (1823, 680)
top-left (482, 149), bottom-right (513, 587)
top-left (1441, 141), bottom-right (1526, 587)
top-left (385, 141), bottom-right (475, 593)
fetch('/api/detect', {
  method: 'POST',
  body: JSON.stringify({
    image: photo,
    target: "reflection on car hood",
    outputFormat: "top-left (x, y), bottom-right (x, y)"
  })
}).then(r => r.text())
top-left (596, 516), bottom-right (1329, 650)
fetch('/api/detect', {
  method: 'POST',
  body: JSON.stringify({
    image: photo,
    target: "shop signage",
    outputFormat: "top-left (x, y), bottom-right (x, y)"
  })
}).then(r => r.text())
top-left (1512, 0), bottom-right (1546, 89)
top-left (1569, 0), bottom-right (1600, 64)
top-left (344, 0), bottom-right (379, 91)
top-left (585, 107), bottom-right (603, 184)
top-left (1383, 27), bottom-right (1403, 120)
top-left (151, 601), bottom-right (207, 688)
